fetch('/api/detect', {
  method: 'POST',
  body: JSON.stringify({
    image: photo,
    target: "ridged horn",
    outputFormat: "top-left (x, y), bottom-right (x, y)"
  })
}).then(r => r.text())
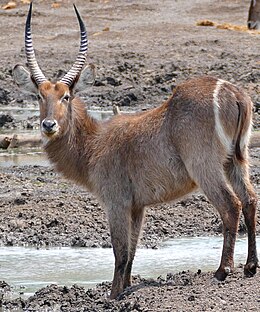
top-left (25, 2), bottom-right (47, 85)
top-left (59, 4), bottom-right (88, 87)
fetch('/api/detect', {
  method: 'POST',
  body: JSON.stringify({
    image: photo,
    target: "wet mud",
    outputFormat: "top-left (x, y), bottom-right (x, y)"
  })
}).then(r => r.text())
top-left (0, 0), bottom-right (259, 311)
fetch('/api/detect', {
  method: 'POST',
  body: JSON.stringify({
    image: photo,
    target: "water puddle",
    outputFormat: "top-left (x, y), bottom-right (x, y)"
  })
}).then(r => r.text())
top-left (0, 236), bottom-right (259, 297)
top-left (0, 148), bottom-right (48, 167)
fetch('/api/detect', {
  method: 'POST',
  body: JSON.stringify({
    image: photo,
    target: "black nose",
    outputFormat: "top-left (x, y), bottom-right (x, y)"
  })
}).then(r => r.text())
top-left (42, 119), bottom-right (57, 132)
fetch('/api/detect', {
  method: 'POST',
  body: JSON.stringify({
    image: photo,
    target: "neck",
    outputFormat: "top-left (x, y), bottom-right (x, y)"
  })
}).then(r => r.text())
top-left (44, 97), bottom-right (98, 189)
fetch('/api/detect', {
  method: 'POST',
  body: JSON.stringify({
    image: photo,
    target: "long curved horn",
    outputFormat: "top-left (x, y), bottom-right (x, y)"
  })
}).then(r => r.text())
top-left (25, 2), bottom-right (47, 85)
top-left (59, 5), bottom-right (88, 87)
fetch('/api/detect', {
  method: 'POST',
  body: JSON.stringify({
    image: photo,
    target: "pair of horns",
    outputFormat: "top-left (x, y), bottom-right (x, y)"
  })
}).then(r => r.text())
top-left (25, 2), bottom-right (88, 86)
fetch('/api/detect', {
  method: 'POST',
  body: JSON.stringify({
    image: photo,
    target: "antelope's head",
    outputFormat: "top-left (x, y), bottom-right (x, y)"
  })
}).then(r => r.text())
top-left (13, 3), bottom-right (95, 139)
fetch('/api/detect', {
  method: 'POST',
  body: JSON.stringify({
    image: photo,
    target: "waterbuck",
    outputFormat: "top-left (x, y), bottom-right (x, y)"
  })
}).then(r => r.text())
top-left (13, 3), bottom-right (258, 299)
top-left (248, 0), bottom-right (260, 29)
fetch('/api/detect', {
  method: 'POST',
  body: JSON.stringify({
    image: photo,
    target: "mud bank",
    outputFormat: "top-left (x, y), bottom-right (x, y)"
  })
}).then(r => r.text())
top-left (0, 0), bottom-right (259, 311)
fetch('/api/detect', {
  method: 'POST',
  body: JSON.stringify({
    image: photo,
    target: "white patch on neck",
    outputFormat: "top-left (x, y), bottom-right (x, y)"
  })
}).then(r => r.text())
top-left (213, 79), bottom-right (233, 154)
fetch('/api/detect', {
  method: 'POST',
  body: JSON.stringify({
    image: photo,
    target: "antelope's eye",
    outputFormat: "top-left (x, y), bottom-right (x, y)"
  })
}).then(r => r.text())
top-left (37, 94), bottom-right (41, 100)
top-left (37, 93), bottom-right (44, 101)
top-left (62, 94), bottom-right (70, 102)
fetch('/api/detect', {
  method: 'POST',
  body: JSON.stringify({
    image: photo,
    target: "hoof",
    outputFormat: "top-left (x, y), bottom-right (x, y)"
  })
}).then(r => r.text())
top-left (109, 292), bottom-right (119, 300)
top-left (110, 288), bottom-right (124, 300)
top-left (214, 267), bottom-right (232, 281)
top-left (244, 262), bottom-right (258, 277)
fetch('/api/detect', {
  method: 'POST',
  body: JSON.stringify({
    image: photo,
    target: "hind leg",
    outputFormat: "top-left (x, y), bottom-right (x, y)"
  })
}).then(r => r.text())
top-left (207, 184), bottom-right (242, 280)
top-left (186, 160), bottom-right (242, 280)
top-left (225, 157), bottom-right (258, 276)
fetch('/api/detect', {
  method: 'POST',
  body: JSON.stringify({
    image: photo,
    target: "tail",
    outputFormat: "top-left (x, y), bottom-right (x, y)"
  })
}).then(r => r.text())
top-left (234, 99), bottom-right (253, 162)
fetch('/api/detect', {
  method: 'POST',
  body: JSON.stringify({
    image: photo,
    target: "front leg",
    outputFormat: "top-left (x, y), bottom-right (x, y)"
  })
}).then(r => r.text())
top-left (108, 206), bottom-right (131, 299)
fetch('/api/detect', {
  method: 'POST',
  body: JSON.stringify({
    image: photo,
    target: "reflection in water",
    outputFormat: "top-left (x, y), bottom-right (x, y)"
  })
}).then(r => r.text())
top-left (0, 151), bottom-right (49, 167)
top-left (0, 236), bottom-right (259, 297)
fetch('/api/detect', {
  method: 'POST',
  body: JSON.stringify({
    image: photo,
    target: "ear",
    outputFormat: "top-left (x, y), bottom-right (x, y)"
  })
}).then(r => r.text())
top-left (73, 64), bottom-right (96, 93)
top-left (12, 64), bottom-right (38, 95)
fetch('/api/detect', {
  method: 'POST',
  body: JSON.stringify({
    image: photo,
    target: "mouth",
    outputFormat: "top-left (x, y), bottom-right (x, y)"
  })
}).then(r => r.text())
top-left (41, 127), bottom-right (60, 138)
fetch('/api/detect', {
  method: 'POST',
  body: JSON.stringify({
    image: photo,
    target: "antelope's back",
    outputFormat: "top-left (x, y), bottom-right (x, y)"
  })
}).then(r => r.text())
top-left (167, 76), bottom-right (253, 160)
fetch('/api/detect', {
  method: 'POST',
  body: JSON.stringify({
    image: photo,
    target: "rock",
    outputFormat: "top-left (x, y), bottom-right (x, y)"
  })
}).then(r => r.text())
top-left (0, 281), bottom-right (11, 292)
top-left (255, 101), bottom-right (260, 112)
top-left (0, 88), bottom-right (11, 105)
top-left (14, 198), bottom-right (26, 205)
top-left (188, 295), bottom-right (195, 301)
top-left (94, 79), bottom-right (106, 86)
top-left (119, 96), bottom-right (131, 106)
top-left (106, 77), bottom-right (121, 86)
top-left (26, 122), bottom-right (34, 129)
top-left (46, 219), bottom-right (59, 228)
top-left (0, 114), bottom-right (13, 127)
top-left (126, 92), bottom-right (138, 101)
top-left (0, 137), bottom-right (11, 149)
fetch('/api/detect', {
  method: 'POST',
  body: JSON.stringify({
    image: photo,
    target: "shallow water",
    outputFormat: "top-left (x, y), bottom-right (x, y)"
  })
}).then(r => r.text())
top-left (0, 148), bottom-right (48, 167)
top-left (0, 236), bottom-right (259, 297)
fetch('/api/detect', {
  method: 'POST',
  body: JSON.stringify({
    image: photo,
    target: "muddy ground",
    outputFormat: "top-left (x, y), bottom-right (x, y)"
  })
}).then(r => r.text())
top-left (0, 0), bottom-right (260, 311)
